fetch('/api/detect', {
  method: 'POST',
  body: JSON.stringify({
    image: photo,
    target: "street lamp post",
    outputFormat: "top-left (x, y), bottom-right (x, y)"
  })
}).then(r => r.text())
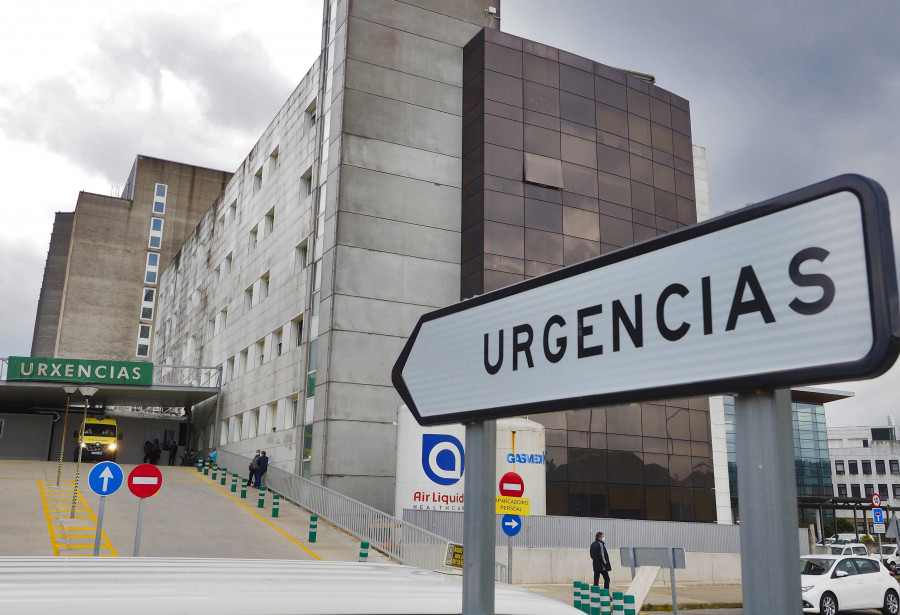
top-left (69, 386), bottom-right (99, 519)
top-left (56, 386), bottom-right (78, 487)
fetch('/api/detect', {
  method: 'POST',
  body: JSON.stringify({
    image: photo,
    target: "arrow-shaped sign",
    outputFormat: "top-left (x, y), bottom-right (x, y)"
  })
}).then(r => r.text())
top-left (99, 466), bottom-right (114, 492)
top-left (504, 517), bottom-right (519, 530)
top-left (393, 176), bottom-right (900, 426)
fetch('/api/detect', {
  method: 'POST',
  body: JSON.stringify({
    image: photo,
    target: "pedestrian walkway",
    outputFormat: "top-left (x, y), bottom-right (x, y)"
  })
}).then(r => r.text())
top-left (522, 583), bottom-right (743, 612)
top-left (0, 459), bottom-right (391, 563)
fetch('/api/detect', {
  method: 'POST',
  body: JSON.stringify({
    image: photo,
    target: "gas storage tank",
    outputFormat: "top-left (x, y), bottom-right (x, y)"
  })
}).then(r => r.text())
top-left (394, 406), bottom-right (546, 516)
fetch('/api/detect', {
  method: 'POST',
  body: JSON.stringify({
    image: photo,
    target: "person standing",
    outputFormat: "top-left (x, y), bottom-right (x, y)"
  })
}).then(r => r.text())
top-left (590, 531), bottom-right (611, 590)
top-left (248, 449), bottom-right (261, 487)
top-left (168, 440), bottom-right (179, 466)
top-left (256, 451), bottom-right (269, 488)
top-left (150, 439), bottom-right (161, 465)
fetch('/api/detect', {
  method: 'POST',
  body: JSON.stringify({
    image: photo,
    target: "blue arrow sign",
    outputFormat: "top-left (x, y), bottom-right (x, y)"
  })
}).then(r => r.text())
top-left (501, 514), bottom-right (522, 537)
top-left (87, 461), bottom-right (124, 496)
top-left (873, 507), bottom-right (884, 523)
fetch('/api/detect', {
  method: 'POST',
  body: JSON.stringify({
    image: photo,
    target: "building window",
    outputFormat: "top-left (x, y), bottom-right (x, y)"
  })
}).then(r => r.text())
top-left (223, 253), bottom-right (233, 277)
top-left (250, 409), bottom-right (260, 438)
top-left (865, 484), bottom-right (875, 497)
top-left (249, 228), bottom-right (258, 251)
top-left (153, 183), bottom-right (167, 214)
top-left (149, 217), bottom-right (164, 249)
top-left (275, 330), bottom-right (283, 357)
top-left (253, 166), bottom-right (263, 194)
top-left (293, 316), bottom-right (304, 347)
top-left (310, 260), bottom-right (321, 316)
top-left (261, 272), bottom-right (270, 299)
top-left (863, 439), bottom-right (869, 448)
top-left (302, 168), bottom-right (313, 198)
top-left (835, 460), bottom-right (845, 475)
top-left (837, 484), bottom-right (847, 497)
top-left (266, 403), bottom-right (277, 433)
top-left (245, 285), bottom-right (254, 311)
top-left (891, 460), bottom-right (899, 475)
top-left (264, 207), bottom-right (275, 237)
top-left (305, 100), bottom-right (317, 132)
top-left (240, 348), bottom-right (249, 374)
top-left (306, 339), bottom-right (317, 398)
top-left (136, 324), bottom-right (152, 357)
top-left (215, 308), bottom-right (228, 334)
top-left (145, 253), bottom-right (160, 284)
top-left (863, 460), bottom-right (872, 475)
top-left (851, 484), bottom-right (861, 498)
top-left (269, 146), bottom-right (279, 175)
top-left (894, 484), bottom-right (900, 498)
top-left (286, 397), bottom-right (298, 429)
top-left (256, 338), bottom-right (265, 366)
top-left (225, 356), bottom-right (234, 382)
top-left (876, 460), bottom-right (886, 474)
top-left (849, 460), bottom-right (859, 475)
top-left (879, 484), bottom-right (889, 499)
top-left (140, 288), bottom-right (155, 320)
top-left (295, 241), bottom-right (308, 271)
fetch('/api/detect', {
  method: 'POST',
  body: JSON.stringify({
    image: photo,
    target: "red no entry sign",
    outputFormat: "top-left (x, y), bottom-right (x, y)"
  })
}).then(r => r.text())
top-left (128, 464), bottom-right (163, 498)
top-left (499, 472), bottom-right (524, 497)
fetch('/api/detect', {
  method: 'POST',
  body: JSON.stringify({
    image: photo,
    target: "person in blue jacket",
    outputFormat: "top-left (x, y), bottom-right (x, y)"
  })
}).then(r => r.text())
top-left (256, 451), bottom-right (269, 488)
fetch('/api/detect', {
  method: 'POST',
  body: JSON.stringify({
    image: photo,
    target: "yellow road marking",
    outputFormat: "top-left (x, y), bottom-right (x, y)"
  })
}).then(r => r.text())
top-left (38, 480), bottom-right (118, 557)
top-left (198, 473), bottom-right (321, 560)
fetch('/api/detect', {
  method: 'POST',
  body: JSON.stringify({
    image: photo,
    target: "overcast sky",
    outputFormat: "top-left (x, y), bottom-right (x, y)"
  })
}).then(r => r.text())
top-left (2, 1), bottom-right (899, 427)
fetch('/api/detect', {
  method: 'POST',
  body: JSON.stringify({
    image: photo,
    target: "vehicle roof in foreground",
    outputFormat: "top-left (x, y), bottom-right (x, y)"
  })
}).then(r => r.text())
top-left (0, 558), bottom-right (581, 615)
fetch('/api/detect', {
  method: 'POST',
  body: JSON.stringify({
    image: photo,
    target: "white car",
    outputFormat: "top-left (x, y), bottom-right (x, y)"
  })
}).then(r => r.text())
top-left (827, 543), bottom-right (870, 557)
top-left (801, 554), bottom-right (899, 615)
top-left (876, 545), bottom-right (900, 572)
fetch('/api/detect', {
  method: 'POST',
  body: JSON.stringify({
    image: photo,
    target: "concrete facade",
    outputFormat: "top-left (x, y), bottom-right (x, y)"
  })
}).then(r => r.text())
top-left (829, 423), bottom-right (900, 522)
top-left (31, 157), bottom-right (230, 362)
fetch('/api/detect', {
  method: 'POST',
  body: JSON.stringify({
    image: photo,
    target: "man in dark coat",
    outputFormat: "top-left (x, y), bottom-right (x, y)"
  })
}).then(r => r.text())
top-left (248, 449), bottom-right (261, 487)
top-left (256, 451), bottom-right (269, 488)
top-left (590, 531), bottom-right (611, 589)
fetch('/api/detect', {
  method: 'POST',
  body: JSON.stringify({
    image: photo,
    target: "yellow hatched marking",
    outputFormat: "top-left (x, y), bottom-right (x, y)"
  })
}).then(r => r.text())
top-left (38, 480), bottom-right (118, 557)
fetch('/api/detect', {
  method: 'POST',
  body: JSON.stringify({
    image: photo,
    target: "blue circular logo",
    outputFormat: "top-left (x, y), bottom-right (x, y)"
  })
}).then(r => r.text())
top-left (422, 434), bottom-right (465, 486)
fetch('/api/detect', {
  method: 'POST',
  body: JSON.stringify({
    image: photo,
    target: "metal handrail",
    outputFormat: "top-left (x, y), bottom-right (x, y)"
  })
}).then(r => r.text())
top-left (215, 450), bottom-right (507, 581)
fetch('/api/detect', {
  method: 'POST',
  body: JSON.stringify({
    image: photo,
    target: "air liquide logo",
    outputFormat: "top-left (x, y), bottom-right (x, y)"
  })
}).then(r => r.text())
top-left (422, 434), bottom-right (465, 486)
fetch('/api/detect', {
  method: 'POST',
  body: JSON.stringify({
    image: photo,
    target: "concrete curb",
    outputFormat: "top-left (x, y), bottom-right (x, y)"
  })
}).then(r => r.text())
top-left (641, 602), bottom-right (742, 611)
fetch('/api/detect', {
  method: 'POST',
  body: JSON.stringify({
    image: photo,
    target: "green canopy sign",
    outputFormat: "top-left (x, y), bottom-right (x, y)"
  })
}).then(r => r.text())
top-left (7, 357), bottom-right (153, 386)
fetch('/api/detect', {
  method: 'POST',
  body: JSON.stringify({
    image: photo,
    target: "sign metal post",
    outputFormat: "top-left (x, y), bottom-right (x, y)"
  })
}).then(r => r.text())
top-left (93, 496), bottom-right (107, 556)
top-left (128, 464), bottom-right (163, 556)
top-left (462, 420), bottom-right (495, 615)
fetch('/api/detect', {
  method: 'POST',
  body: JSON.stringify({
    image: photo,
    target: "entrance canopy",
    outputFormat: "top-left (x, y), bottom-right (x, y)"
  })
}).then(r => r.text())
top-left (0, 358), bottom-right (219, 412)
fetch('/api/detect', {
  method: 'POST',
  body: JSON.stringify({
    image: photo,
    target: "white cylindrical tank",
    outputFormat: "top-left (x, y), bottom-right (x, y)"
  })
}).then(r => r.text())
top-left (394, 406), bottom-right (466, 515)
top-left (395, 407), bottom-right (547, 516)
top-left (496, 417), bottom-right (546, 515)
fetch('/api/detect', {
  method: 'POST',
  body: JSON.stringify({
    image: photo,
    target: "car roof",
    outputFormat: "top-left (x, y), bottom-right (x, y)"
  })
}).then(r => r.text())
top-left (0, 558), bottom-right (582, 615)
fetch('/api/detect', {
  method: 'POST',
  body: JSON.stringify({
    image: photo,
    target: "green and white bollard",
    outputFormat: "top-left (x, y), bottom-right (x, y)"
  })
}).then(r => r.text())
top-left (212, 466), bottom-right (217, 480)
top-left (612, 591), bottom-right (624, 613)
top-left (272, 493), bottom-right (280, 518)
top-left (359, 540), bottom-right (370, 563)
top-left (231, 473), bottom-right (237, 492)
top-left (240, 478), bottom-right (247, 499)
top-left (258, 485), bottom-right (265, 508)
top-left (309, 515), bottom-right (318, 543)
top-left (581, 583), bottom-right (590, 613)
top-left (590, 585), bottom-right (600, 615)
top-left (203, 461), bottom-right (209, 475)
top-left (197, 460), bottom-right (204, 473)
top-left (573, 581), bottom-right (582, 610)
top-left (220, 468), bottom-right (227, 485)
top-left (600, 588), bottom-right (611, 615)
top-left (623, 594), bottom-right (636, 615)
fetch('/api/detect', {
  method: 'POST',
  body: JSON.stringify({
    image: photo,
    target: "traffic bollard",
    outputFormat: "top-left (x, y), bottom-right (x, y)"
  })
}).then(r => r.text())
top-left (573, 581), bottom-right (582, 610)
top-left (359, 540), bottom-right (370, 563)
top-left (231, 473), bottom-right (237, 492)
top-left (197, 460), bottom-right (203, 473)
top-left (203, 462), bottom-right (209, 475)
top-left (590, 585), bottom-right (600, 615)
top-left (272, 493), bottom-right (280, 518)
top-left (220, 468), bottom-right (227, 485)
top-left (309, 515), bottom-right (318, 543)
top-left (258, 485), bottom-right (265, 508)
top-left (581, 582), bottom-right (590, 613)
top-left (623, 594), bottom-right (636, 615)
top-left (612, 591), bottom-right (624, 613)
top-left (241, 478), bottom-right (247, 498)
top-left (600, 588), bottom-right (611, 615)
top-left (212, 466), bottom-right (217, 480)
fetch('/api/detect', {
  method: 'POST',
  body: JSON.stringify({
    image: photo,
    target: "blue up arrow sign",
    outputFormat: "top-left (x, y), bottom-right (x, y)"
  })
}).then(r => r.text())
top-left (87, 461), bottom-right (124, 496)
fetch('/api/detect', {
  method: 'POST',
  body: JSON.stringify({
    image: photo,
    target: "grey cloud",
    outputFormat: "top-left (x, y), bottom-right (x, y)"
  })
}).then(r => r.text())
top-left (0, 242), bottom-right (44, 357)
top-left (0, 12), bottom-right (299, 183)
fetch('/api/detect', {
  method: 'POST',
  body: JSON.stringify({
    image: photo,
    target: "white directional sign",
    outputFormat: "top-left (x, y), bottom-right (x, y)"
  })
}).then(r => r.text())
top-left (394, 175), bottom-right (900, 425)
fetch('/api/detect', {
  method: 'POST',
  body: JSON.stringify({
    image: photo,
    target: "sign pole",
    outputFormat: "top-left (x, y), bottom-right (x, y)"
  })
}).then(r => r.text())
top-left (734, 389), bottom-right (800, 614)
top-left (462, 419), bottom-right (496, 615)
top-left (507, 534), bottom-right (512, 584)
top-left (93, 495), bottom-right (107, 556)
top-left (134, 498), bottom-right (146, 557)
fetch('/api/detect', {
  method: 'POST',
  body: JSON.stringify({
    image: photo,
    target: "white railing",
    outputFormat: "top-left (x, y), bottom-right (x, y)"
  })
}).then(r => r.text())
top-left (215, 449), bottom-right (508, 581)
